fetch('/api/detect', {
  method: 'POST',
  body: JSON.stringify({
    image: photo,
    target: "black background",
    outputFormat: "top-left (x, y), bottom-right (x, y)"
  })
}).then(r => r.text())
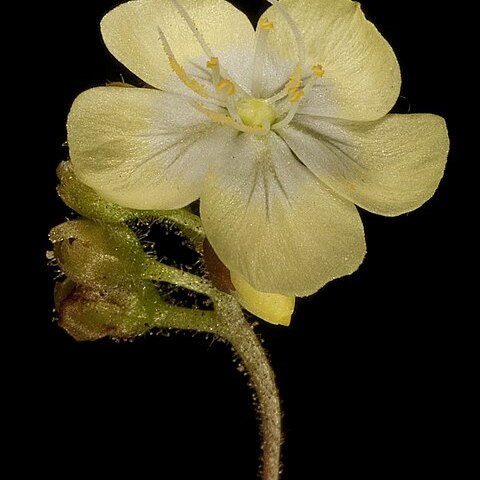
top-left (19, 1), bottom-right (466, 478)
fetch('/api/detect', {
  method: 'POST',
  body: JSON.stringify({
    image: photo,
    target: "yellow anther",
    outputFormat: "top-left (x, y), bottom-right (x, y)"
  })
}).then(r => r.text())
top-left (289, 88), bottom-right (304, 103)
top-left (259, 17), bottom-right (274, 30)
top-left (287, 86), bottom-right (299, 96)
top-left (216, 79), bottom-right (236, 96)
top-left (285, 64), bottom-right (303, 92)
top-left (312, 64), bottom-right (325, 78)
top-left (206, 57), bottom-right (219, 69)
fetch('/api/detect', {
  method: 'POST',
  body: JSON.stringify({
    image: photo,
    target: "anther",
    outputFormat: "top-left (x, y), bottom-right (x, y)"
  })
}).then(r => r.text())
top-left (206, 57), bottom-right (219, 69)
top-left (312, 64), bottom-right (325, 78)
top-left (259, 17), bottom-right (274, 30)
top-left (217, 79), bottom-right (236, 96)
top-left (289, 89), bottom-right (304, 103)
top-left (285, 64), bottom-right (303, 92)
top-left (265, 63), bottom-right (303, 104)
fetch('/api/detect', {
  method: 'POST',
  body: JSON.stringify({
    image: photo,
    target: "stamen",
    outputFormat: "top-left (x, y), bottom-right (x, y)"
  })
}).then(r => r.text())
top-left (272, 65), bottom-right (324, 130)
top-left (217, 79), bottom-right (236, 96)
top-left (301, 64), bottom-right (325, 97)
top-left (191, 102), bottom-right (270, 136)
top-left (285, 64), bottom-right (303, 92)
top-left (171, 0), bottom-right (248, 100)
top-left (271, 106), bottom-right (297, 130)
top-left (169, 0), bottom-right (214, 58)
top-left (266, 0), bottom-right (305, 68)
top-left (251, 17), bottom-right (274, 97)
top-left (265, 90), bottom-right (287, 104)
top-left (207, 56), bottom-right (221, 84)
top-left (266, 63), bottom-right (303, 104)
top-left (157, 27), bottom-right (209, 98)
top-left (215, 79), bottom-right (241, 122)
top-left (262, 0), bottom-right (307, 105)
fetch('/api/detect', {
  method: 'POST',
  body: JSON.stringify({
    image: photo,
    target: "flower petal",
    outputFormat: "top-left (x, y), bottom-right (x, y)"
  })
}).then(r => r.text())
top-left (230, 273), bottom-right (295, 326)
top-left (261, 0), bottom-right (400, 120)
top-left (101, 0), bottom-right (255, 94)
top-left (279, 114), bottom-right (449, 216)
top-left (200, 133), bottom-right (366, 296)
top-left (67, 86), bottom-right (235, 210)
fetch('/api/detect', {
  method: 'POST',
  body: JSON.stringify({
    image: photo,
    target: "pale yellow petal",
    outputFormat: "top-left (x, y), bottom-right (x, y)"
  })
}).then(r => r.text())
top-left (260, 0), bottom-right (400, 120)
top-left (231, 273), bottom-right (295, 326)
top-left (200, 133), bottom-right (366, 297)
top-left (101, 0), bottom-right (255, 94)
top-left (280, 114), bottom-right (449, 216)
top-left (67, 87), bottom-right (235, 210)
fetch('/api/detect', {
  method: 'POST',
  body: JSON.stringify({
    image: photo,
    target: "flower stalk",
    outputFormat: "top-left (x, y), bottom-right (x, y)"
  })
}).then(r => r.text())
top-left (142, 290), bottom-right (282, 479)
top-left (141, 288), bottom-right (283, 479)
top-left (143, 260), bottom-right (214, 297)
top-left (214, 293), bottom-right (282, 480)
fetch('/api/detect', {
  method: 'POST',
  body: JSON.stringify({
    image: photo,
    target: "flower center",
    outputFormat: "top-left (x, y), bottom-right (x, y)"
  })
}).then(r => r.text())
top-left (237, 98), bottom-right (277, 128)
top-left (158, 0), bottom-right (324, 136)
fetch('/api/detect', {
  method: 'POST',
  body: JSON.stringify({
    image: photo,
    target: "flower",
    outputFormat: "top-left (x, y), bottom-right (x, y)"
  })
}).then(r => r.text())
top-left (67, 0), bottom-right (449, 305)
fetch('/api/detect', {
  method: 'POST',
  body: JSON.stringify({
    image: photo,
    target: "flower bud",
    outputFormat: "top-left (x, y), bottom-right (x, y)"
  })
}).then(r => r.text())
top-left (50, 219), bottom-right (149, 287)
top-left (54, 278), bottom-right (161, 341)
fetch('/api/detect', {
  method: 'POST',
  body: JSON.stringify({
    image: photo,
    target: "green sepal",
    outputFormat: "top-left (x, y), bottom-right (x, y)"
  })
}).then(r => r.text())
top-left (50, 218), bottom-right (150, 288)
top-left (54, 278), bottom-right (163, 341)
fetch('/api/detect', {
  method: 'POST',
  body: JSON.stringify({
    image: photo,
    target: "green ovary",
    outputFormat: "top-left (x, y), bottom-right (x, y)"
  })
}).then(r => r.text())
top-left (237, 98), bottom-right (276, 128)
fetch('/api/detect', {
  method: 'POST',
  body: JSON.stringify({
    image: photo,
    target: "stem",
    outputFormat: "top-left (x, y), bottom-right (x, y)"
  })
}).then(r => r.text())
top-left (214, 293), bottom-right (282, 480)
top-left (148, 288), bottom-right (283, 479)
top-left (137, 207), bottom-right (205, 250)
top-left (144, 260), bottom-right (214, 297)
top-left (151, 302), bottom-right (219, 333)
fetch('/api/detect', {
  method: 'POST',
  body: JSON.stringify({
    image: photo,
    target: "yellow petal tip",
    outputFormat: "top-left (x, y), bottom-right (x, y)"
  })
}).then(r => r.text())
top-left (231, 273), bottom-right (295, 326)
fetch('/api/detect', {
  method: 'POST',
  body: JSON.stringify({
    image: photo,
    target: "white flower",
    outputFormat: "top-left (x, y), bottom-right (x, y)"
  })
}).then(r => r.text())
top-left (67, 0), bottom-right (449, 311)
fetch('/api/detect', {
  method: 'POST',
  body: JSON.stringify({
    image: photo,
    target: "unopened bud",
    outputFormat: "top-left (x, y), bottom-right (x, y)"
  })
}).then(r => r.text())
top-left (54, 278), bottom-right (161, 341)
top-left (50, 219), bottom-right (149, 287)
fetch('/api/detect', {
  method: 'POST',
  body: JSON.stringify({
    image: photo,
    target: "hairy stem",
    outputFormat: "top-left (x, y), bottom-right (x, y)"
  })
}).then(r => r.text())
top-left (138, 208), bottom-right (205, 249)
top-left (144, 260), bottom-right (214, 297)
top-left (214, 293), bottom-right (282, 480)
top-left (149, 290), bottom-right (282, 479)
top-left (152, 302), bottom-right (219, 332)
